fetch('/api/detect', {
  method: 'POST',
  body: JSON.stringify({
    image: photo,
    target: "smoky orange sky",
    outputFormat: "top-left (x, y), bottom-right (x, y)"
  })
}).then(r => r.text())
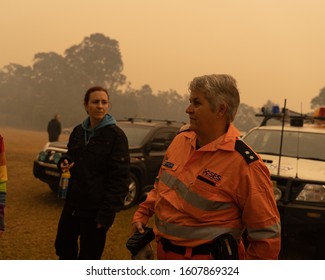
top-left (1, 0), bottom-right (325, 112)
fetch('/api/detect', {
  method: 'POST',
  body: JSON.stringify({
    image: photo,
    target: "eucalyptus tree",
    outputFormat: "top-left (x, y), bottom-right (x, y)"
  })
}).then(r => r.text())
top-left (64, 33), bottom-right (126, 93)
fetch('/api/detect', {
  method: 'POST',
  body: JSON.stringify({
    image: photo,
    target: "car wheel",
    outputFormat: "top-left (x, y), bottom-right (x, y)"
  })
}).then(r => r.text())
top-left (124, 173), bottom-right (140, 209)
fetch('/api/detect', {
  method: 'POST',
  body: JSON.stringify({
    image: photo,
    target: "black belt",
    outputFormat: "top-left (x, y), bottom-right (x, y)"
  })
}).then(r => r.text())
top-left (161, 238), bottom-right (212, 256)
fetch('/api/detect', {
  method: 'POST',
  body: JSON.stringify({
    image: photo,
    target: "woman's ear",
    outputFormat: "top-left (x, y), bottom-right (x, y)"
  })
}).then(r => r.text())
top-left (217, 104), bottom-right (227, 117)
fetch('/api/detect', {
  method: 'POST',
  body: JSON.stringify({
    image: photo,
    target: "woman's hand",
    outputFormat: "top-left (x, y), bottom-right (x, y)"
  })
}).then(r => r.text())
top-left (131, 221), bottom-right (145, 235)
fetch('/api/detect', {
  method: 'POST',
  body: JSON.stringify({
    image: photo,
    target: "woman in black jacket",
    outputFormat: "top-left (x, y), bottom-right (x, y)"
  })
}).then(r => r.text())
top-left (55, 86), bottom-right (130, 259)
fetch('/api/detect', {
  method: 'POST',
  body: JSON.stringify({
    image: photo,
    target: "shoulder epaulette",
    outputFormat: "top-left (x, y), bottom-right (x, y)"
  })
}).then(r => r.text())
top-left (235, 139), bottom-right (259, 164)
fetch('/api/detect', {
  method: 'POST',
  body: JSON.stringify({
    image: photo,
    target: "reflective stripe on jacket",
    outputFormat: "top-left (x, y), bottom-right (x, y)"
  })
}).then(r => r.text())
top-left (133, 124), bottom-right (281, 259)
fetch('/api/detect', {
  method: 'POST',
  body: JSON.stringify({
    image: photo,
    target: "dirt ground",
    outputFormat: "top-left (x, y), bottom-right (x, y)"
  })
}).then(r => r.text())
top-left (0, 127), bottom-right (151, 260)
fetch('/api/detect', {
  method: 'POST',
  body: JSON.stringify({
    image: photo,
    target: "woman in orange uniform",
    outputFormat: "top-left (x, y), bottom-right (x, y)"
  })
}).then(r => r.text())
top-left (131, 74), bottom-right (281, 260)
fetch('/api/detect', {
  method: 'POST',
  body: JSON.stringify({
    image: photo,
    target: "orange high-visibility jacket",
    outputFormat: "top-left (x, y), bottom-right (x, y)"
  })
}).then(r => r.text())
top-left (133, 124), bottom-right (281, 259)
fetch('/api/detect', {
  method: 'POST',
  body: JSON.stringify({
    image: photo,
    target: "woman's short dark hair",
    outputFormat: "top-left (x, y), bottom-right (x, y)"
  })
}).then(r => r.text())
top-left (84, 86), bottom-right (109, 105)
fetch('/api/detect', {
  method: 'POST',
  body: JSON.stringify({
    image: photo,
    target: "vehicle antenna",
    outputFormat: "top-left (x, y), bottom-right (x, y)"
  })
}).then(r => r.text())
top-left (277, 99), bottom-right (286, 176)
top-left (295, 102), bottom-right (303, 179)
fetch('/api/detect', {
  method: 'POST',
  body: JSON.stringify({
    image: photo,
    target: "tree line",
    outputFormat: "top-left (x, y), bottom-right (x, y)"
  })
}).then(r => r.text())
top-left (0, 33), bottom-right (323, 133)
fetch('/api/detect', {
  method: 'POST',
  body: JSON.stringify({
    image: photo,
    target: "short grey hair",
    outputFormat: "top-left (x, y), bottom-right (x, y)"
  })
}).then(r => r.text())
top-left (189, 74), bottom-right (240, 123)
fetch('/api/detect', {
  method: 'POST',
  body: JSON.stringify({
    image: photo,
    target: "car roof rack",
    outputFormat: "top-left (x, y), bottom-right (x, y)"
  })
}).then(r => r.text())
top-left (118, 117), bottom-right (186, 125)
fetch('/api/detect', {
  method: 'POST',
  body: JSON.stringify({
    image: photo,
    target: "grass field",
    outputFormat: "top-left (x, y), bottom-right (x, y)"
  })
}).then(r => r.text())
top-left (0, 127), bottom-right (153, 260)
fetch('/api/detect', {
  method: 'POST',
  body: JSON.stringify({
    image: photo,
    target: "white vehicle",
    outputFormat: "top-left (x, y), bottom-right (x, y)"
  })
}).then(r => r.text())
top-left (243, 106), bottom-right (325, 259)
top-left (244, 122), bottom-right (325, 184)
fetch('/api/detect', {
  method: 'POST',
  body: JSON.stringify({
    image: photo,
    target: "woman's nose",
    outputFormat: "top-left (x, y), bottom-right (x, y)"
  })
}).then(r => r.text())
top-left (186, 104), bottom-right (193, 114)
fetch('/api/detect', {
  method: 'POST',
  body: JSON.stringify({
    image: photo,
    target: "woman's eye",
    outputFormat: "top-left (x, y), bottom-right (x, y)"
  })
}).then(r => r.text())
top-left (92, 100), bottom-right (108, 105)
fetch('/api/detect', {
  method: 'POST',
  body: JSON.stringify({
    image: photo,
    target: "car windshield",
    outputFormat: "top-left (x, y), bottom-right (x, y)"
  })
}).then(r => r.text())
top-left (118, 124), bottom-right (152, 146)
top-left (244, 129), bottom-right (325, 161)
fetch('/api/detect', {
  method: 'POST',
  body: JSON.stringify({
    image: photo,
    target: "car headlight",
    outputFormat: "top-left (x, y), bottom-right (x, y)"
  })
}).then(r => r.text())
top-left (38, 151), bottom-right (47, 161)
top-left (53, 152), bottom-right (62, 164)
top-left (273, 187), bottom-right (282, 201)
top-left (296, 184), bottom-right (325, 203)
top-left (272, 180), bottom-right (282, 201)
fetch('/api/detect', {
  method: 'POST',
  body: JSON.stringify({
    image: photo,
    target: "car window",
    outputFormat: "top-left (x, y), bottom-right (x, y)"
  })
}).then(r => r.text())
top-left (119, 125), bottom-right (152, 146)
top-left (152, 129), bottom-right (178, 146)
top-left (244, 129), bottom-right (325, 161)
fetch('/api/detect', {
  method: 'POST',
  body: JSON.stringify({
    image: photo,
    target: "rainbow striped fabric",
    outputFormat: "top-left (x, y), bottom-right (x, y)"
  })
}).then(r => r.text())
top-left (0, 135), bottom-right (7, 231)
